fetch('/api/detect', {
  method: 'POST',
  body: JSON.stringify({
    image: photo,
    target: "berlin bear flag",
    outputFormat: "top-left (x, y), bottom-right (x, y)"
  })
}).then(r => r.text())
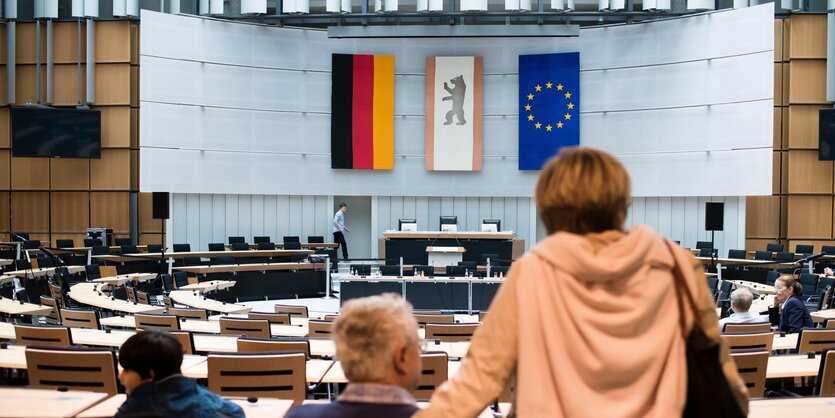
top-left (518, 52), bottom-right (580, 170)
top-left (425, 56), bottom-right (483, 171)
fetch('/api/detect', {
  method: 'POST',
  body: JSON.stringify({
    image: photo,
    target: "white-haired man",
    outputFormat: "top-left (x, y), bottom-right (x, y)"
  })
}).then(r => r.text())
top-left (285, 293), bottom-right (421, 418)
top-left (719, 287), bottom-right (769, 331)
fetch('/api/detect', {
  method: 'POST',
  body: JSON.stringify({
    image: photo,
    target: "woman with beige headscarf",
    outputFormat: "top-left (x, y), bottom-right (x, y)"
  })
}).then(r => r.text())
top-left (415, 147), bottom-right (748, 418)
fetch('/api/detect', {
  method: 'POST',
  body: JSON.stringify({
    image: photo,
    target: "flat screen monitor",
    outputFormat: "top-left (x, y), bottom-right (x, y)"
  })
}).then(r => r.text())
top-left (820, 108), bottom-right (835, 160)
top-left (11, 107), bottom-right (101, 158)
top-left (481, 219), bottom-right (501, 232)
top-left (439, 216), bottom-right (458, 232)
top-left (398, 219), bottom-right (417, 232)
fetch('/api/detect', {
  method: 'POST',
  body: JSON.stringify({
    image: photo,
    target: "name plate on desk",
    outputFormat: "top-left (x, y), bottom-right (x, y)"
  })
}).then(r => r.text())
top-left (426, 246), bottom-right (466, 254)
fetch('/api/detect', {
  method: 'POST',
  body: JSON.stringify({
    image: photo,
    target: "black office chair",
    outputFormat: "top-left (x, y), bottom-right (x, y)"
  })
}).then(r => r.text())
top-left (147, 244), bottom-right (163, 253)
top-left (37, 256), bottom-right (55, 268)
top-left (120, 245), bottom-right (138, 255)
top-left (284, 242), bottom-right (302, 250)
top-left (290, 254), bottom-right (308, 263)
top-left (706, 276), bottom-right (719, 298)
top-left (379, 265), bottom-right (401, 276)
top-left (765, 270), bottom-right (780, 287)
top-left (696, 241), bottom-right (713, 250)
top-left (766, 243), bottom-right (784, 253)
top-left (717, 280), bottom-right (733, 304)
top-left (231, 243), bottom-right (250, 251)
top-left (257, 242), bottom-right (275, 250)
top-left (253, 236), bottom-right (271, 244)
top-left (85, 265), bottom-right (101, 281)
top-left (114, 238), bottom-right (132, 246)
top-left (699, 248), bottom-right (718, 258)
top-left (172, 244), bottom-right (191, 253)
top-left (55, 239), bottom-right (74, 249)
top-left (181, 257), bottom-right (202, 267)
top-left (796, 244), bottom-right (814, 255)
top-left (228, 236), bottom-right (245, 244)
top-left (91, 246), bottom-right (111, 256)
top-left (350, 265), bottom-right (371, 276)
top-left (173, 272), bottom-right (189, 289)
top-left (799, 273), bottom-right (820, 296)
top-left (446, 265), bottom-right (467, 277)
top-left (11, 232), bottom-right (29, 242)
top-left (775, 252), bottom-right (795, 263)
top-left (413, 265), bottom-right (434, 277)
top-left (23, 240), bottom-right (41, 250)
top-left (458, 261), bottom-right (477, 270)
top-left (307, 236), bottom-right (325, 244)
top-left (727, 249), bottom-right (746, 259)
top-left (83, 238), bottom-right (102, 247)
top-left (208, 243), bottom-right (226, 252)
top-left (823, 245), bottom-right (835, 255)
top-left (753, 251), bottom-right (772, 261)
top-left (160, 274), bottom-right (175, 294)
top-left (15, 259), bottom-right (31, 271)
top-left (214, 256), bottom-right (236, 266)
top-left (283, 236), bottom-right (301, 244)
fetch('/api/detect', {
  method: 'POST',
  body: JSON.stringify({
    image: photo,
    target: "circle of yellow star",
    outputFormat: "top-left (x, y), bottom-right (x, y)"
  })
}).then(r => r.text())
top-left (535, 122), bottom-right (542, 129)
top-left (527, 114), bottom-right (534, 121)
top-left (564, 92), bottom-right (572, 99)
top-left (527, 93), bottom-right (534, 101)
top-left (524, 104), bottom-right (531, 111)
top-left (546, 125), bottom-right (552, 131)
top-left (535, 85), bottom-right (542, 92)
top-left (546, 82), bottom-right (553, 89)
top-left (567, 103), bottom-right (574, 110)
top-left (556, 84), bottom-right (563, 91)
top-left (564, 113), bottom-right (572, 120)
top-left (557, 121), bottom-right (564, 128)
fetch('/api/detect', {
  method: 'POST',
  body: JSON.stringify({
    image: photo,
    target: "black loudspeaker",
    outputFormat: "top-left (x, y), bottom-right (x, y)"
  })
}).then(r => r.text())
top-left (705, 202), bottom-right (724, 231)
top-left (152, 192), bottom-right (170, 220)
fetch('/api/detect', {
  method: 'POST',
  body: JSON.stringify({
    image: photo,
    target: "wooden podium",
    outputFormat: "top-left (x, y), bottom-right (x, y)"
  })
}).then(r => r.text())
top-left (426, 246), bottom-right (466, 267)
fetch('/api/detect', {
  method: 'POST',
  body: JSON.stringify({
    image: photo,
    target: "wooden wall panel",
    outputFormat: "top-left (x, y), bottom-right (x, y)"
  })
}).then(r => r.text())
top-left (789, 60), bottom-right (828, 104)
top-left (774, 63), bottom-right (783, 106)
top-left (0, 150), bottom-right (9, 190)
top-left (779, 152), bottom-right (788, 195)
top-left (98, 106), bottom-right (131, 148)
top-left (130, 150), bottom-right (138, 191)
top-left (90, 192), bottom-right (130, 233)
top-left (139, 233), bottom-right (164, 245)
top-left (789, 14), bottom-right (827, 59)
top-left (0, 192), bottom-right (8, 233)
top-left (746, 196), bottom-right (781, 238)
top-left (787, 195), bottom-right (832, 238)
top-left (787, 150), bottom-right (833, 194)
top-left (91, 149), bottom-right (130, 190)
top-left (130, 24), bottom-right (139, 66)
top-left (781, 107), bottom-right (789, 150)
top-left (130, 66), bottom-right (138, 108)
top-left (52, 64), bottom-right (85, 106)
top-left (780, 195), bottom-right (789, 238)
top-left (94, 64), bottom-right (131, 105)
top-left (773, 107), bottom-right (781, 150)
top-left (782, 61), bottom-right (790, 106)
top-left (11, 157), bottom-right (49, 190)
top-left (53, 22), bottom-right (86, 64)
top-left (130, 108), bottom-right (138, 149)
top-left (50, 159), bottom-right (90, 190)
top-left (50, 192), bottom-right (89, 233)
top-left (138, 192), bottom-right (162, 233)
top-left (96, 21), bottom-right (132, 63)
top-left (0, 23), bottom-right (7, 65)
top-left (783, 19), bottom-right (792, 61)
top-left (0, 107), bottom-right (9, 148)
top-left (0, 67), bottom-right (7, 106)
top-left (774, 20), bottom-right (783, 63)
top-left (10, 191), bottom-right (49, 232)
top-left (788, 105), bottom-right (827, 149)
top-left (747, 239), bottom-right (782, 252)
top-left (15, 23), bottom-right (45, 65)
top-left (49, 233), bottom-right (86, 247)
top-left (15, 65), bottom-right (46, 105)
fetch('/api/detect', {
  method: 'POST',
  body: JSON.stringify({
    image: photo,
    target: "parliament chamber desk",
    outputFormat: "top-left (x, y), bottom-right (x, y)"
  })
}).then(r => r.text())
top-left (338, 275), bottom-right (503, 312)
top-left (748, 398), bottom-right (835, 418)
top-left (99, 315), bottom-right (308, 338)
top-left (320, 360), bottom-right (462, 384)
top-left (179, 280), bottom-right (236, 292)
top-left (0, 259), bottom-right (12, 266)
top-left (181, 358), bottom-right (334, 383)
top-left (0, 275), bottom-right (14, 285)
top-left (811, 309), bottom-right (835, 323)
top-left (380, 231), bottom-right (524, 266)
top-left (91, 273), bottom-right (157, 286)
top-left (0, 387), bottom-right (109, 418)
top-left (6, 266), bottom-right (86, 279)
top-left (225, 243), bottom-right (338, 250)
top-left (68, 283), bottom-right (166, 314)
top-left (173, 262), bottom-right (327, 303)
top-left (0, 297), bottom-right (54, 316)
top-left (0, 344), bottom-right (206, 374)
top-left (76, 394), bottom-right (293, 418)
top-left (0, 242), bottom-right (22, 260)
top-left (169, 290), bottom-right (252, 314)
top-left (729, 280), bottom-right (776, 295)
top-left (93, 249), bottom-right (314, 264)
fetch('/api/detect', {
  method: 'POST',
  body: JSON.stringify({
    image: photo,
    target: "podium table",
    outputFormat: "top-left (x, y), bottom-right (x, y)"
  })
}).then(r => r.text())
top-left (426, 246), bottom-right (466, 267)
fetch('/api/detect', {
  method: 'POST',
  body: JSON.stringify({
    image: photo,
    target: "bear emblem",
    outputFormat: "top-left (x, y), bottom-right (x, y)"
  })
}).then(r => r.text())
top-left (442, 75), bottom-right (467, 126)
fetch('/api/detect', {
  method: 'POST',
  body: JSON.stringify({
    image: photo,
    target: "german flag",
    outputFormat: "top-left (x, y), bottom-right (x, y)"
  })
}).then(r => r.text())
top-left (331, 54), bottom-right (395, 170)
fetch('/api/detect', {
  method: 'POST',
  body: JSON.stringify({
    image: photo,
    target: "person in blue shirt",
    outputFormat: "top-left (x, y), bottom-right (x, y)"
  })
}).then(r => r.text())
top-left (116, 331), bottom-right (244, 418)
top-left (332, 203), bottom-right (350, 260)
top-left (770, 275), bottom-right (814, 334)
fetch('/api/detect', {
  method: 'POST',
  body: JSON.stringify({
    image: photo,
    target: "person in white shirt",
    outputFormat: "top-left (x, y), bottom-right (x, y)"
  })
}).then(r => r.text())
top-left (332, 203), bottom-right (350, 261)
top-left (718, 287), bottom-right (769, 331)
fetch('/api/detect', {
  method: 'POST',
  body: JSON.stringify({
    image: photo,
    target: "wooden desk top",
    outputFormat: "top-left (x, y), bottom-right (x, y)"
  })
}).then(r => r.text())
top-left (179, 280), bottom-right (236, 292)
top-left (426, 246), bottom-right (466, 253)
top-left (174, 262), bottom-right (324, 275)
top-left (92, 249), bottom-right (314, 263)
top-left (322, 360), bottom-right (461, 384)
top-left (0, 296), bottom-right (54, 316)
top-left (337, 275), bottom-right (505, 284)
top-left (694, 257), bottom-right (796, 268)
top-left (181, 358), bottom-right (334, 383)
top-left (0, 344), bottom-right (205, 373)
top-left (730, 280), bottom-right (776, 295)
top-left (0, 387), bottom-right (109, 418)
top-left (225, 243), bottom-right (338, 250)
top-left (92, 273), bottom-right (157, 286)
top-left (100, 315), bottom-right (308, 338)
top-left (748, 397), bottom-right (835, 418)
top-left (766, 354), bottom-right (821, 379)
top-left (76, 394), bottom-right (294, 418)
top-left (771, 333), bottom-right (799, 351)
top-left (6, 265), bottom-right (85, 279)
top-left (68, 283), bottom-right (166, 314)
top-left (0, 275), bottom-right (17, 285)
top-left (169, 290), bottom-right (252, 314)
top-left (384, 231), bottom-right (516, 240)
top-left (0, 259), bottom-right (13, 266)
top-left (811, 309), bottom-right (835, 323)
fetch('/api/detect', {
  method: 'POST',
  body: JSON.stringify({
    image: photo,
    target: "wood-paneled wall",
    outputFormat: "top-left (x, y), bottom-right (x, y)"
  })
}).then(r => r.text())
top-left (746, 15), bottom-right (835, 253)
top-left (0, 20), bottom-right (146, 246)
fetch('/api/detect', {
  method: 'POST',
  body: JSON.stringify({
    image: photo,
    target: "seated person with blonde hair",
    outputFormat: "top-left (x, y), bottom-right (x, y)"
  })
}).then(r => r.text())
top-left (285, 293), bottom-right (421, 418)
top-left (718, 287), bottom-right (768, 331)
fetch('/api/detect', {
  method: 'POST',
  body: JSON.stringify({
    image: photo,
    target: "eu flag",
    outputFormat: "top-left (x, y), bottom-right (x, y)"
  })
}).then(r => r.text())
top-left (518, 52), bottom-right (580, 170)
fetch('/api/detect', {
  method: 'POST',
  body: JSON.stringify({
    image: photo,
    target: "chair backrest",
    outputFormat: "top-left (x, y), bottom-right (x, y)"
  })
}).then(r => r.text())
top-left (323, 314), bottom-right (339, 321)
top-left (91, 245), bottom-right (111, 255)
top-left (379, 265), bottom-right (401, 276)
top-left (722, 331), bottom-right (774, 352)
top-left (727, 249), bottom-right (747, 259)
top-left (414, 314), bottom-right (455, 326)
top-left (99, 265), bottom-right (118, 278)
top-left (699, 248), bottom-right (718, 258)
top-left (228, 236), bottom-right (245, 244)
top-left (160, 273), bottom-right (175, 293)
top-left (826, 319), bottom-right (835, 329)
top-left (214, 256), bottom-right (235, 266)
top-left (413, 352), bottom-right (449, 401)
top-left (11, 232), bottom-right (29, 241)
top-left (696, 241), bottom-right (713, 249)
top-left (425, 323), bottom-right (480, 342)
top-left (169, 330), bottom-right (196, 355)
top-left (60, 308), bottom-right (100, 330)
top-left (135, 313), bottom-right (181, 331)
top-left (766, 243), bottom-right (784, 252)
top-left (307, 319), bottom-right (334, 338)
top-left (173, 271), bottom-right (190, 288)
top-left (37, 256), bottom-right (54, 268)
top-left (163, 295), bottom-right (174, 309)
top-left (231, 242), bottom-right (250, 251)
top-left (23, 240), bottom-right (42, 249)
top-left (284, 241), bottom-right (302, 250)
top-left (219, 317), bottom-right (271, 338)
top-left (25, 346), bottom-right (119, 395)
top-left (766, 270), bottom-right (780, 286)
top-left (274, 304), bottom-right (309, 318)
top-left (753, 251), bottom-right (773, 261)
top-left (480, 253), bottom-right (500, 265)
top-left (823, 245), bottom-right (835, 255)
top-left (413, 265), bottom-right (434, 277)
top-left (125, 286), bottom-right (137, 303)
top-left (114, 238), bottom-right (132, 246)
top-left (55, 239), bottom-right (74, 249)
top-left (254, 236), bottom-right (271, 243)
top-left (445, 265), bottom-right (467, 277)
top-left (248, 312), bottom-right (291, 325)
top-left (730, 350), bottom-right (769, 398)
top-left (48, 282), bottom-right (66, 308)
top-left (83, 238), bottom-right (102, 247)
top-left (257, 242), bottom-right (276, 250)
top-left (283, 236), bottom-right (300, 244)
top-left (307, 236), bottom-right (325, 243)
top-left (208, 243), bottom-right (226, 251)
top-left (775, 251), bottom-right (796, 263)
top-left (796, 244), bottom-right (814, 254)
top-left (136, 290), bottom-right (152, 305)
top-left (172, 243), bottom-right (191, 252)
top-left (722, 321), bottom-right (772, 333)
top-left (799, 273), bottom-right (820, 295)
top-left (717, 280), bottom-right (733, 302)
top-left (168, 307), bottom-right (208, 320)
top-left (706, 276), bottom-right (719, 297)
top-left (236, 337), bottom-right (311, 359)
top-left (350, 264), bottom-right (371, 276)
top-left (479, 311), bottom-right (488, 322)
top-left (207, 352), bottom-right (307, 404)
top-left (14, 325), bottom-right (72, 346)
top-left (818, 347), bottom-right (835, 396)
top-left (120, 245), bottom-right (138, 254)
top-left (797, 329), bottom-right (835, 354)
top-left (147, 244), bottom-right (163, 253)
top-left (39, 296), bottom-right (61, 324)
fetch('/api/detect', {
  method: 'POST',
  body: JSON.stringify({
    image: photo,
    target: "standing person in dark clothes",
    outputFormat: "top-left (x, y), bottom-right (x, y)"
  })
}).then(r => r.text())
top-left (332, 202), bottom-right (350, 260)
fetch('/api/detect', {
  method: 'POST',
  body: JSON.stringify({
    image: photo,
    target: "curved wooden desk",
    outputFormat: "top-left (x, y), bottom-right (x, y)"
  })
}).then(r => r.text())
top-left (92, 273), bottom-right (158, 286)
top-left (6, 265), bottom-right (85, 279)
top-left (169, 290), bottom-right (251, 314)
top-left (68, 283), bottom-right (165, 314)
top-left (0, 297), bottom-right (53, 316)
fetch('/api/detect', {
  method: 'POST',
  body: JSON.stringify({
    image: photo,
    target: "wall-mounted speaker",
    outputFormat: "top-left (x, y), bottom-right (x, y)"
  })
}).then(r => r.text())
top-left (152, 192), bottom-right (170, 220)
top-left (705, 202), bottom-right (724, 232)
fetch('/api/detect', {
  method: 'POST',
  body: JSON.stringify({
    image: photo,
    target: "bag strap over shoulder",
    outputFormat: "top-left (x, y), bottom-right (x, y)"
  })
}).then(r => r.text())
top-left (664, 240), bottom-right (702, 337)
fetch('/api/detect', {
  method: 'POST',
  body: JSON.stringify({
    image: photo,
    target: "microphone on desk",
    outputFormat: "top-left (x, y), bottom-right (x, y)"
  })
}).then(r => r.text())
top-left (38, 246), bottom-right (65, 265)
top-left (793, 252), bottom-right (825, 265)
top-left (10, 233), bottom-right (27, 242)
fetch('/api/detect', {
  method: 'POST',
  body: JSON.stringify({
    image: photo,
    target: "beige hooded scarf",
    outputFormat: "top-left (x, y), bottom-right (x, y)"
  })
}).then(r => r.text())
top-left (416, 226), bottom-right (747, 418)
